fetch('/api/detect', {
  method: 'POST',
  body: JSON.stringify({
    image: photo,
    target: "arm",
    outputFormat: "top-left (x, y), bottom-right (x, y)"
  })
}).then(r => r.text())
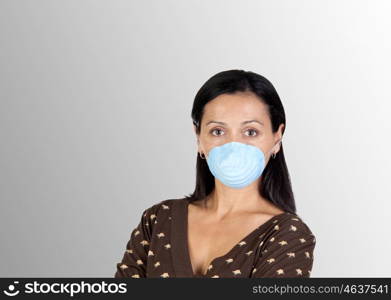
top-left (250, 221), bottom-right (316, 278)
top-left (114, 208), bottom-right (154, 278)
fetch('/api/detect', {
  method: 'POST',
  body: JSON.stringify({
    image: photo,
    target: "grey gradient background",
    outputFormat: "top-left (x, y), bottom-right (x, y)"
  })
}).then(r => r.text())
top-left (1, 0), bottom-right (390, 277)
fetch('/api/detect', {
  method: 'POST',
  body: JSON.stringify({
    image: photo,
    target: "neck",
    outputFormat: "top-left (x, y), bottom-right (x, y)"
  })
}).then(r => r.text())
top-left (203, 178), bottom-right (266, 218)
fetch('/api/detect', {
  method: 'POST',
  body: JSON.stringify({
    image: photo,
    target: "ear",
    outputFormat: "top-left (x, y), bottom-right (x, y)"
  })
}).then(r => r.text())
top-left (193, 124), bottom-right (200, 144)
top-left (273, 124), bottom-right (285, 153)
top-left (278, 124), bottom-right (284, 143)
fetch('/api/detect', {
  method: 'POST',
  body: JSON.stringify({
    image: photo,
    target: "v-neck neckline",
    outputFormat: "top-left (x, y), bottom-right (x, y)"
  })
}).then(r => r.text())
top-left (178, 197), bottom-right (291, 278)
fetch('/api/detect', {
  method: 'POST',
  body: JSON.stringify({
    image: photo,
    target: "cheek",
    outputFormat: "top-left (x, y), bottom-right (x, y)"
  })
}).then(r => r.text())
top-left (199, 133), bottom-right (219, 148)
top-left (203, 141), bottom-right (219, 153)
top-left (246, 141), bottom-right (266, 153)
top-left (199, 141), bottom-right (221, 156)
top-left (198, 137), bottom-right (212, 150)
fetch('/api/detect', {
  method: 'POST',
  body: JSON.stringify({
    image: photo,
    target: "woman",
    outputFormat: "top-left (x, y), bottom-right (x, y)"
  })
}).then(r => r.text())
top-left (114, 69), bottom-right (316, 278)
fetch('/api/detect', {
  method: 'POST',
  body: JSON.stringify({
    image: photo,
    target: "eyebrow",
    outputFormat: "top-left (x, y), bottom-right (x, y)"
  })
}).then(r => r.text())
top-left (205, 120), bottom-right (264, 126)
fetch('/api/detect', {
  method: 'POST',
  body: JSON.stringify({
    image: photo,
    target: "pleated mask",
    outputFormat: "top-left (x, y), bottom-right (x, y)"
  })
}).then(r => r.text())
top-left (205, 141), bottom-right (267, 189)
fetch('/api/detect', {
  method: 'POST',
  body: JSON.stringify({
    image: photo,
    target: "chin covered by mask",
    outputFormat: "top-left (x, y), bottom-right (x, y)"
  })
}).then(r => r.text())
top-left (205, 141), bottom-right (271, 189)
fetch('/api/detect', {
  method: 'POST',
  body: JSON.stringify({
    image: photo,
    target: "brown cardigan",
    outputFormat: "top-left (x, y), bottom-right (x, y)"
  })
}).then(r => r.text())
top-left (114, 197), bottom-right (316, 278)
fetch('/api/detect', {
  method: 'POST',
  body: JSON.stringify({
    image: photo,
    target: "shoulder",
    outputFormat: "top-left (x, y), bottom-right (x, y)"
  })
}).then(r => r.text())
top-left (269, 212), bottom-right (316, 244)
top-left (252, 212), bottom-right (317, 278)
top-left (140, 197), bottom-right (184, 221)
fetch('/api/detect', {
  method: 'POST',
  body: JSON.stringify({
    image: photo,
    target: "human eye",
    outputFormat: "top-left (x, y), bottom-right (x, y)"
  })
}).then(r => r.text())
top-left (209, 128), bottom-right (225, 136)
top-left (244, 128), bottom-right (259, 137)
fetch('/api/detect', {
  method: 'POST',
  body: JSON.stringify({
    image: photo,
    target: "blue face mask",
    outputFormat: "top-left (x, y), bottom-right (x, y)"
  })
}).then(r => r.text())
top-left (205, 141), bottom-right (271, 189)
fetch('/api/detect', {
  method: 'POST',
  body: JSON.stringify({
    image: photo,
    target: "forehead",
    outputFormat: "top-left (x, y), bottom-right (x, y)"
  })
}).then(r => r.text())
top-left (202, 92), bottom-right (269, 122)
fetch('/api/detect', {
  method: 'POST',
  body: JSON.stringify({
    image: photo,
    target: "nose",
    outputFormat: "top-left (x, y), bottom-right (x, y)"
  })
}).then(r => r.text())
top-left (226, 134), bottom-right (247, 145)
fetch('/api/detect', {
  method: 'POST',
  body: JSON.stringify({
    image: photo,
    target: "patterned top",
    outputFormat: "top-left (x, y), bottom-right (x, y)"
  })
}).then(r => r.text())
top-left (114, 197), bottom-right (316, 278)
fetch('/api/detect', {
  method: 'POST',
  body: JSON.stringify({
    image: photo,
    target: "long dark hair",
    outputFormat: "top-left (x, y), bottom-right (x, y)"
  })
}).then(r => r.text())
top-left (183, 69), bottom-right (296, 214)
